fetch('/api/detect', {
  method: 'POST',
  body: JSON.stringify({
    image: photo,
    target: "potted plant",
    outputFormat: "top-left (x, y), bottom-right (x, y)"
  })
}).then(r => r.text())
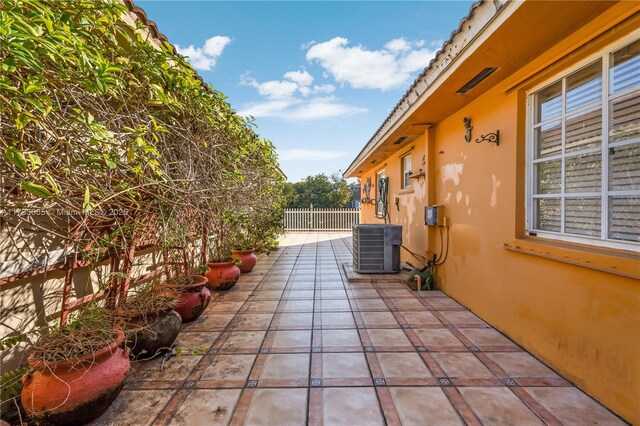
top-left (204, 210), bottom-right (242, 291)
top-left (230, 218), bottom-right (258, 273)
top-left (164, 259), bottom-right (211, 323)
top-left (231, 246), bottom-right (257, 274)
top-left (407, 266), bottom-right (435, 291)
top-left (1, 334), bottom-right (30, 425)
top-left (19, 307), bottom-right (130, 425)
top-left (117, 283), bottom-right (182, 360)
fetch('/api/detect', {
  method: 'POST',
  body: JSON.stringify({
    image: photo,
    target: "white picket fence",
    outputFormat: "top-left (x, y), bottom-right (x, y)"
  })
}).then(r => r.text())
top-left (284, 208), bottom-right (360, 231)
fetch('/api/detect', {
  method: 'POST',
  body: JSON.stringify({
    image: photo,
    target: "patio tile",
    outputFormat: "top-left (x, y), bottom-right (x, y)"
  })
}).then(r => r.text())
top-left (367, 329), bottom-right (412, 348)
top-left (168, 389), bottom-right (241, 425)
top-left (271, 330), bottom-right (312, 349)
top-left (285, 290), bottom-right (315, 300)
top-left (389, 387), bottom-right (463, 426)
top-left (440, 310), bottom-right (488, 327)
top-left (401, 311), bottom-right (442, 326)
top-left (244, 300), bottom-right (279, 313)
top-left (431, 353), bottom-right (495, 379)
top-left (382, 289), bottom-right (413, 298)
top-left (243, 388), bottom-right (308, 425)
top-left (428, 297), bottom-right (465, 310)
top-left (260, 353), bottom-right (310, 380)
top-left (459, 328), bottom-right (518, 348)
top-left (220, 331), bottom-right (265, 352)
top-left (90, 390), bottom-right (173, 426)
top-left (321, 352), bottom-right (371, 380)
top-left (320, 329), bottom-right (362, 347)
top-left (320, 312), bottom-right (356, 328)
top-left (318, 281), bottom-right (345, 289)
top-left (142, 355), bottom-right (202, 381)
top-left (412, 328), bottom-right (466, 350)
top-left (280, 299), bottom-right (314, 312)
top-left (390, 298), bottom-right (425, 310)
top-left (233, 314), bottom-right (273, 330)
top-left (289, 282), bottom-right (315, 290)
top-left (214, 291), bottom-right (252, 302)
top-left (277, 312), bottom-right (313, 328)
top-left (350, 284), bottom-right (380, 299)
top-left (354, 299), bottom-right (389, 311)
top-left (319, 289), bottom-right (347, 299)
top-left (207, 301), bottom-right (246, 314)
top-left (100, 234), bottom-right (622, 426)
top-left (525, 387), bottom-right (626, 425)
top-left (201, 354), bottom-right (256, 382)
top-left (186, 314), bottom-right (234, 331)
top-left (318, 299), bottom-right (352, 312)
top-left (318, 274), bottom-right (342, 281)
top-left (321, 387), bottom-right (384, 426)
top-left (253, 291), bottom-right (283, 300)
top-left (360, 311), bottom-right (399, 327)
top-left (258, 282), bottom-right (287, 291)
top-left (486, 352), bottom-right (561, 379)
top-left (174, 332), bottom-right (220, 351)
top-left (376, 352), bottom-right (433, 379)
top-left (459, 387), bottom-right (544, 425)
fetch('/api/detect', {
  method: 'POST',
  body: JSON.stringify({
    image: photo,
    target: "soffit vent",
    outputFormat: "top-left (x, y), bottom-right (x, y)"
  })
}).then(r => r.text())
top-left (456, 67), bottom-right (499, 94)
top-left (394, 136), bottom-right (408, 145)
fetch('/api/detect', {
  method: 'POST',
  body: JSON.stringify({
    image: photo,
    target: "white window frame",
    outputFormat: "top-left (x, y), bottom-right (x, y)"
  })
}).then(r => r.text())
top-left (525, 31), bottom-right (640, 252)
top-left (401, 154), bottom-right (412, 189)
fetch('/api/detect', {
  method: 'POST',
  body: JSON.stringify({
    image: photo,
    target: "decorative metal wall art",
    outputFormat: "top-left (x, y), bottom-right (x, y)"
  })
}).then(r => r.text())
top-left (463, 117), bottom-right (500, 146)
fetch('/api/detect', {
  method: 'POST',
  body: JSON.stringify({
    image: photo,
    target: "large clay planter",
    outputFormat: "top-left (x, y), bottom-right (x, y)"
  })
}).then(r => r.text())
top-left (205, 261), bottom-right (241, 291)
top-left (126, 309), bottom-right (181, 360)
top-left (21, 330), bottom-right (130, 426)
top-left (232, 249), bottom-right (257, 273)
top-left (175, 275), bottom-right (211, 322)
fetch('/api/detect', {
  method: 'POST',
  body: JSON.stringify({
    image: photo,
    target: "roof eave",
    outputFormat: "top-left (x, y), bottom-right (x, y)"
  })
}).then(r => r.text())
top-left (343, 0), bottom-right (511, 178)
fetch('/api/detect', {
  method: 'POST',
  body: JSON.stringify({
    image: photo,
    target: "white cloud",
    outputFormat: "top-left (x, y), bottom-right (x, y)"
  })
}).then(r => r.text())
top-left (384, 38), bottom-right (411, 52)
top-left (306, 37), bottom-right (440, 90)
top-left (300, 40), bottom-right (317, 50)
top-left (313, 84), bottom-right (335, 94)
top-left (241, 69), bottom-right (313, 99)
top-left (240, 99), bottom-right (300, 118)
top-left (176, 35), bottom-right (232, 71)
top-left (283, 70), bottom-right (314, 86)
top-left (239, 71), bottom-right (365, 121)
top-left (286, 97), bottom-right (366, 120)
top-left (240, 96), bottom-right (365, 121)
top-left (279, 149), bottom-right (349, 161)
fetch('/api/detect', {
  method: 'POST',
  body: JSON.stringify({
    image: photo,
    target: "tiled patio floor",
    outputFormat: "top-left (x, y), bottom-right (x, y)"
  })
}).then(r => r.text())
top-left (93, 233), bottom-right (624, 425)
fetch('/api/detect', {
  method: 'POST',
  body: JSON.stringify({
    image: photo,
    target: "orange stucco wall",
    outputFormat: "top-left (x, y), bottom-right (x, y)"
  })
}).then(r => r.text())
top-left (359, 16), bottom-right (640, 424)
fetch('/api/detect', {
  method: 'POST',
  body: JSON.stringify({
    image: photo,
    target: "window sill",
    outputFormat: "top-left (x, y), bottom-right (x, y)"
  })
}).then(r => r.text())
top-left (504, 236), bottom-right (639, 279)
top-left (398, 188), bottom-right (415, 195)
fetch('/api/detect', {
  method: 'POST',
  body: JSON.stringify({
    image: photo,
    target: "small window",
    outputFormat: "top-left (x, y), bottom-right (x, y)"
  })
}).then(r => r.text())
top-left (401, 155), bottom-right (412, 188)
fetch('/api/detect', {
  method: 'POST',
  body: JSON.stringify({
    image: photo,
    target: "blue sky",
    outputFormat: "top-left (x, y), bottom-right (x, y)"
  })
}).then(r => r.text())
top-left (138, 1), bottom-right (473, 181)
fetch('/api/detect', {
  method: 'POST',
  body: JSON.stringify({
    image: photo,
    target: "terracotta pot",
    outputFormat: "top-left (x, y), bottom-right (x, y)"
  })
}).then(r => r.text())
top-left (205, 261), bottom-right (241, 291)
top-left (21, 330), bottom-right (130, 426)
top-left (175, 275), bottom-right (211, 322)
top-left (232, 249), bottom-right (257, 273)
top-left (127, 309), bottom-right (181, 360)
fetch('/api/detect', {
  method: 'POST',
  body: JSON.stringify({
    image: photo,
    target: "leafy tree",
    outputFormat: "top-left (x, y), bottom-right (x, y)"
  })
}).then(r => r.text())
top-left (284, 173), bottom-right (352, 208)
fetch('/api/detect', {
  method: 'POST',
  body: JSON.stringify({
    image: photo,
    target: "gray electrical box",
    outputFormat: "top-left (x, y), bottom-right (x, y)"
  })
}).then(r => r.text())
top-left (352, 224), bottom-right (402, 273)
top-left (425, 205), bottom-right (440, 226)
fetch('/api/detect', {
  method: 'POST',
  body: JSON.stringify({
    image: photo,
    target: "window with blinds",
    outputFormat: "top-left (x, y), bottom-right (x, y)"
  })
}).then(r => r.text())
top-left (401, 154), bottom-right (412, 189)
top-left (528, 37), bottom-right (639, 249)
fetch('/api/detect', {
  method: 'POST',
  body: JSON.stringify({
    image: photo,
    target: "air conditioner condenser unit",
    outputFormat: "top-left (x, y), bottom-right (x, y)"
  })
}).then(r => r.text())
top-left (352, 224), bottom-right (402, 273)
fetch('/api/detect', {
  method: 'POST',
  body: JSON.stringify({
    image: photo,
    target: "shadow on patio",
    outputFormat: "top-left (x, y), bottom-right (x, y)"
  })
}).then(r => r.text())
top-left (90, 232), bottom-right (624, 426)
